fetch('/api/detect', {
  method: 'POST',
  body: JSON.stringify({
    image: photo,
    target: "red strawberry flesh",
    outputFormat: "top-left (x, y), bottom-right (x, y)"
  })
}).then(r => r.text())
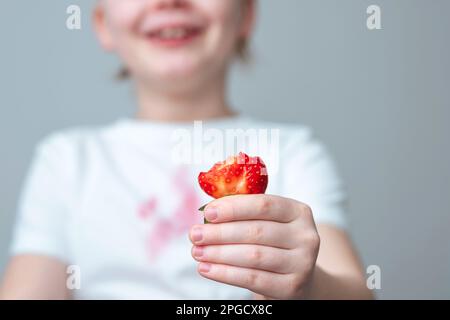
top-left (198, 152), bottom-right (268, 199)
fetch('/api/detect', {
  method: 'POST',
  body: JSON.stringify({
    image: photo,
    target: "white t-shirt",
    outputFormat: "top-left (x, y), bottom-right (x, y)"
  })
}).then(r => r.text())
top-left (10, 115), bottom-right (347, 299)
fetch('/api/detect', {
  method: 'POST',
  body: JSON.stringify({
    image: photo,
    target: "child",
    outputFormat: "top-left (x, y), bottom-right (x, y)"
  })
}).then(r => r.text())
top-left (0, 0), bottom-right (372, 299)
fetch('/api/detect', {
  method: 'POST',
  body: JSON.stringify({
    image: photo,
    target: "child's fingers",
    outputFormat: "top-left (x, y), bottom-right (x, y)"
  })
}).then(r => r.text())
top-left (189, 221), bottom-right (296, 249)
top-left (196, 262), bottom-right (300, 299)
top-left (203, 194), bottom-right (304, 224)
top-left (191, 244), bottom-right (295, 274)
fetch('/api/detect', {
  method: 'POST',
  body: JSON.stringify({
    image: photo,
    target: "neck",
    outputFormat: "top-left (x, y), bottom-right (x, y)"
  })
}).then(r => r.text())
top-left (135, 72), bottom-right (235, 122)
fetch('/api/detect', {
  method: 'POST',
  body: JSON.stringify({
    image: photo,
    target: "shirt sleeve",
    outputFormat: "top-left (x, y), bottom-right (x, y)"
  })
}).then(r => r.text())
top-left (9, 134), bottom-right (74, 263)
top-left (280, 128), bottom-right (348, 230)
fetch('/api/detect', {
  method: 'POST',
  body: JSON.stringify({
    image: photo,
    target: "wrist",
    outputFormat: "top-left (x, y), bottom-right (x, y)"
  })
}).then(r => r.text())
top-left (302, 265), bottom-right (325, 300)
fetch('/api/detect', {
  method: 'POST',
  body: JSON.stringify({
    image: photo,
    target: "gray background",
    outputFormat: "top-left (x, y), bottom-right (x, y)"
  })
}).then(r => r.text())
top-left (1, 0), bottom-right (449, 299)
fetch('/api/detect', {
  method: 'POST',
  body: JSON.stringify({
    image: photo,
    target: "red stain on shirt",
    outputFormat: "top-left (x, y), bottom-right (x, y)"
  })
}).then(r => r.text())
top-left (139, 167), bottom-right (201, 261)
top-left (171, 167), bottom-right (201, 232)
top-left (138, 197), bottom-right (158, 220)
top-left (147, 219), bottom-right (175, 259)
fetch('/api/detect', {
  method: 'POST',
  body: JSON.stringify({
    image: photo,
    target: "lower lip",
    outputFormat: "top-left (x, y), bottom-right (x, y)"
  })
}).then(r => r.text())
top-left (146, 29), bottom-right (204, 48)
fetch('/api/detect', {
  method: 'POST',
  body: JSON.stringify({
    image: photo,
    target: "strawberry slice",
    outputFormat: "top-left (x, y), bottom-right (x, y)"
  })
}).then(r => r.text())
top-left (198, 152), bottom-right (268, 200)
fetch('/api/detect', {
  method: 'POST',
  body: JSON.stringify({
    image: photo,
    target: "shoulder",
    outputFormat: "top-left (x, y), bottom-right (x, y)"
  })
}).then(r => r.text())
top-left (242, 119), bottom-right (348, 228)
top-left (242, 116), bottom-right (342, 181)
top-left (31, 121), bottom-right (123, 181)
top-left (35, 121), bottom-right (121, 157)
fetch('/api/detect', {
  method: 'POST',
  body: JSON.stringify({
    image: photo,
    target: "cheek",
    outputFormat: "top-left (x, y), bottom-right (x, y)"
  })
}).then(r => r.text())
top-left (201, 0), bottom-right (241, 30)
top-left (199, 0), bottom-right (242, 52)
top-left (103, 0), bottom-right (147, 63)
top-left (104, 0), bottom-right (144, 39)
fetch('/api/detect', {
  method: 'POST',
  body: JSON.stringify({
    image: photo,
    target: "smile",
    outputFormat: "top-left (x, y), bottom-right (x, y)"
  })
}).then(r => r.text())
top-left (146, 25), bottom-right (204, 48)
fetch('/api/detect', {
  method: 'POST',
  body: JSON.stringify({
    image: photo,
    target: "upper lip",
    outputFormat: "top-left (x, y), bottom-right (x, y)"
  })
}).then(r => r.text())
top-left (140, 12), bottom-right (206, 35)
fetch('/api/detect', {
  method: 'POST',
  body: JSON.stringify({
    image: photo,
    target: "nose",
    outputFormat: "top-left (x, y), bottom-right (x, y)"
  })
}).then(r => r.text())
top-left (156, 0), bottom-right (191, 10)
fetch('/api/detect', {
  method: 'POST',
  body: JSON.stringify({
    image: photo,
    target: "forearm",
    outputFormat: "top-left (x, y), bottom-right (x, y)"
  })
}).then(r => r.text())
top-left (0, 255), bottom-right (70, 300)
top-left (306, 265), bottom-right (374, 300)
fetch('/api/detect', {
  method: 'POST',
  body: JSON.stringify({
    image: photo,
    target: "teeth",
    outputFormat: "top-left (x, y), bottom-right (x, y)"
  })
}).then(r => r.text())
top-left (157, 27), bottom-right (189, 39)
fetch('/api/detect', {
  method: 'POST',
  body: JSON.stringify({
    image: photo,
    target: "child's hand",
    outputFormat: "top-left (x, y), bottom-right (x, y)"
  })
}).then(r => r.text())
top-left (189, 194), bottom-right (320, 300)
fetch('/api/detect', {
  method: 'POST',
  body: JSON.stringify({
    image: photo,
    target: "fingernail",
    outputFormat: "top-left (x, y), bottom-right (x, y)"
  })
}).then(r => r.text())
top-left (199, 263), bottom-right (211, 273)
top-left (204, 207), bottom-right (218, 222)
top-left (192, 227), bottom-right (203, 242)
top-left (193, 246), bottom-right (204, 258)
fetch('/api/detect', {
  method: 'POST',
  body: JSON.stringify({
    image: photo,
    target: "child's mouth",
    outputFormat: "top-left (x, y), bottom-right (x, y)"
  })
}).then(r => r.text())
top-left (146, 25), bottom-right (204, 48)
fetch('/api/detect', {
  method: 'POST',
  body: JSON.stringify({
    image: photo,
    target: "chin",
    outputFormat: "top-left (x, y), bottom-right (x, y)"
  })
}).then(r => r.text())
top-left (150, 57), bottom-right (206, 82)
